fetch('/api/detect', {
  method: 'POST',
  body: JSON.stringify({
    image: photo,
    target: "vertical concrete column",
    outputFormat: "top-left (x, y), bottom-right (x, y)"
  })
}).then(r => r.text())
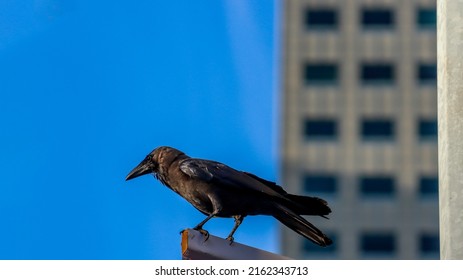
top-left (437, 0), bottom-right (463, 260)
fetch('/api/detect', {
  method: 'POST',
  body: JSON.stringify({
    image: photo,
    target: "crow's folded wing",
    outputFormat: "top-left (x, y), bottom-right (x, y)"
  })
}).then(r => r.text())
top-left (179, 158), bottom-right (287, 198)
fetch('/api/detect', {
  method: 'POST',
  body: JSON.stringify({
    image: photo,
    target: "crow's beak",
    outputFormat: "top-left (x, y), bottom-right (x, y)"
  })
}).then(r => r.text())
top-left (126, 160), bottom-right (152, 181)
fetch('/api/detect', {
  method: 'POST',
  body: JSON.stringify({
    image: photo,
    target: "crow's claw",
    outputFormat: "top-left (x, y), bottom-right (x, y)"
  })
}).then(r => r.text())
top-left (193, 227), bottom-right (210, 242)
top-left (226, 236), bottom-right (235, 245)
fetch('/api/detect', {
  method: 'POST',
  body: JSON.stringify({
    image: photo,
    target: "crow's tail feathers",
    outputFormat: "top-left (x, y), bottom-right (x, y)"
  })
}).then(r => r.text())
top-left (272, 204), bottom-right (332, 247)
top-left (286, 194), bottom-right (331, 217)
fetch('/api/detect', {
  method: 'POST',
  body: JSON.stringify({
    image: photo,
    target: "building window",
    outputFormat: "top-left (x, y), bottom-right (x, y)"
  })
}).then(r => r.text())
top-left (362, 8), bottom-right (394, 29)
top-left (419, 233), bottom-right (439, 255)
top-left (304, 63), bottom-right (338, 85)
top-left (360, 232), bottom-right (396, 254)
top-left (304, 232), bottom-right (337, 253)
top-left (360, 176), bottom-right (395, 198)
top-left (361, 63), bottom-right (395, 85)
top-left (417, 8), bottom-right (436, 29)
top-left (418, 119), bottom-right (437, 140)
top-left (361, 119), bottom-right (394, 140)
top-left (304, 119), bottom-right (338, 140)
top-left (419, 176), bottom-right (438, 197)
top-left (303, 174), bottom-right (338, 195)
top-left (418, 64), bottom-right (437, 84)
top-left (305, 9), bottom-right (338, 30)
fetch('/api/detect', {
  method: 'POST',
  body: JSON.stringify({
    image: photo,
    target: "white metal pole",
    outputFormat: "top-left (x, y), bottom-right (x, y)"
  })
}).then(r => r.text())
top-left (437, 0), bottom-right (463, 260)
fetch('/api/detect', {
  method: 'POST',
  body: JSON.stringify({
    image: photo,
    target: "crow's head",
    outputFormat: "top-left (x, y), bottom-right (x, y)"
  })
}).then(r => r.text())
top-left (125, 146), bottom-right (185, 181)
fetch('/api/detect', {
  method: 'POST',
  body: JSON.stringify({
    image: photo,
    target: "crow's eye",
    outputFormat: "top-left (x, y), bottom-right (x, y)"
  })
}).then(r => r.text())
top-left (146, 155), bottom-right (153, 161)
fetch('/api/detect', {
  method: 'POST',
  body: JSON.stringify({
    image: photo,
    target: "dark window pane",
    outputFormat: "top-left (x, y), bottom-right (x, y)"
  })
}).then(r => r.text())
top-left (360, 176), bottom-right (395, 197)
top-left (417, 8), bottom-right (436, 28)
top-left (361, 233), bottom-right (396, 253)
top-left (419, 120), bottom-right (437, 140)
top-left (304, 64), bottom-right (338, 84)
top-left (420, 233), bottom-right (439, 253)
top-left (361, 119), bottom-right (394, 140)
top-left (418, 64), bottom-right (437, 83)
top-left (304, 232), bottom-right (337, 253)
top-left (304, 174), bottom-right (338, 194)
top-left (419, 176), bottom-right (438, 196)
top-left (362, 9), bottom-right (394, 28)
top-left (361, 64), bottom-right (394, 84)
top-left (306, 9), bottom-right (338, 29)
top-left (304, 120), bottom-right (337, 140)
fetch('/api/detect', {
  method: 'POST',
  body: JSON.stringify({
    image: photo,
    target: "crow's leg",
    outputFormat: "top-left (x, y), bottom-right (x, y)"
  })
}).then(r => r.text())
top-left (193, 212), bottom-right (216, 241)
top-left (226, 215), bottom-right (244, 245)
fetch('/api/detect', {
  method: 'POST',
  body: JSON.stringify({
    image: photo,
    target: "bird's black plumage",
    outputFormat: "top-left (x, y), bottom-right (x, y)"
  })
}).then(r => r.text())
top-left (126, 146), bottom-right (332, 246)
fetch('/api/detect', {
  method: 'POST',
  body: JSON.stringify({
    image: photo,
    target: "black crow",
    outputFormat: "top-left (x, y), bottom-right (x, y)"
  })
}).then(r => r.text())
top-left (126, 146), bottom-right (332, 246)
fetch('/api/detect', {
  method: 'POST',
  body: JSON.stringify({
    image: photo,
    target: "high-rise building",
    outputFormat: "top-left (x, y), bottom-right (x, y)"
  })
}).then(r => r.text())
top-left (280, 0), bottom-right (438, 259)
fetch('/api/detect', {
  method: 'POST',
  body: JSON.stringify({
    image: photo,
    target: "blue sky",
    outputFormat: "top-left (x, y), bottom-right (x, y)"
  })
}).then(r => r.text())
top-left (0, 1), bottom-right (279, 259)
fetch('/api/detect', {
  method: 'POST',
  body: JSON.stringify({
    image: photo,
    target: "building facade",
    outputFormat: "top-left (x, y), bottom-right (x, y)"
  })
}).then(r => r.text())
top-left (280, 0), bottom-right (438, 259)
